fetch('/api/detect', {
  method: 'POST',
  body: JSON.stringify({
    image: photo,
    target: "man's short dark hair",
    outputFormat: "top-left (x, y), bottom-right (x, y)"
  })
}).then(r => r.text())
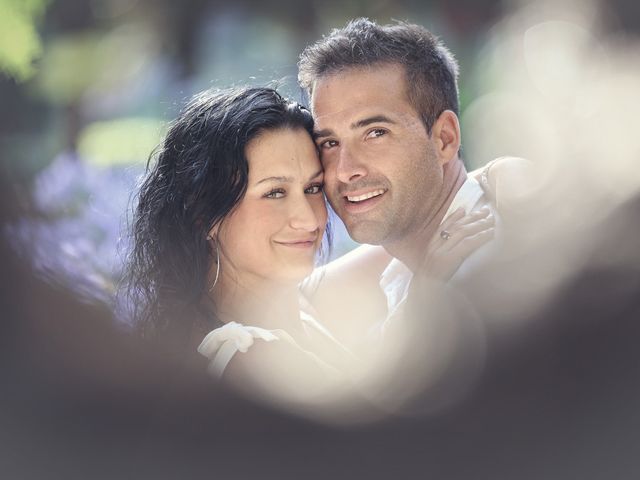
top-left (298, 18), bottom-right (460, 134)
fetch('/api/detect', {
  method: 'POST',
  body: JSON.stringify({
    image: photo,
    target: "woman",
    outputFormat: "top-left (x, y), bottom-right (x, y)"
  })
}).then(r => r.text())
top-left (123, 86), bottom-right (495, 403)
top-left (123, 87), bottom-right (350, 401)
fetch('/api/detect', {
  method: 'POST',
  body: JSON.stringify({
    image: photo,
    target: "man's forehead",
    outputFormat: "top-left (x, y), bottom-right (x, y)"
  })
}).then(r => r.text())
top-left (312, 62), bottom-right (408, 88)
top-left (313, 103), bottom-right (379, 124)
top-left (311, 84), bottom-right (375, 119)
top-left (310, 65), bottom-right (412, 121)
top-left (311, 98), bottom-right (417, 134)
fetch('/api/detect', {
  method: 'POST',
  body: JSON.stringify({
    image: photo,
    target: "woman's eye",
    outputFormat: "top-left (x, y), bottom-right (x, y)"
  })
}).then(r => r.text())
top-left (264, 188), bottom-right (286, 199)
top-left (304, 183), bottom-right (324, 194)
top-left (367, 128), bottom-right (387, 139)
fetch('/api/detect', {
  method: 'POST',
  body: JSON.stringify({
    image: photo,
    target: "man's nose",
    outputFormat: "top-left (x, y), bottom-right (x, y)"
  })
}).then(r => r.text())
top-left (335, 144), bottom-right (367, 184)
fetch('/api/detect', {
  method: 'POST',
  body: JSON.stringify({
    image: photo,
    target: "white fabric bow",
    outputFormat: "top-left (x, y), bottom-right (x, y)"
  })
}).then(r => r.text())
top-left (197, 321), bottom-right (280, 378)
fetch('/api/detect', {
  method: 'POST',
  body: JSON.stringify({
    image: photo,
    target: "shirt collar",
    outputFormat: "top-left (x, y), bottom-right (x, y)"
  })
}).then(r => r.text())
top-left (443, 176), bottom-right (485, 220)
top-left (378, 175), bottom-right (486, 313)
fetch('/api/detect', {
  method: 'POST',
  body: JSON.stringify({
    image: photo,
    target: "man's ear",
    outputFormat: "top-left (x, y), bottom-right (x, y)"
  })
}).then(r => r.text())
top-left (431, 110), bottom-right (461, 165)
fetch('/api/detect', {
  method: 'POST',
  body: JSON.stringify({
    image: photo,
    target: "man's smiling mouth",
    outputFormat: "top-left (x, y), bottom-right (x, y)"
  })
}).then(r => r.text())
top-left (346, 189), bottom-right (386, 203)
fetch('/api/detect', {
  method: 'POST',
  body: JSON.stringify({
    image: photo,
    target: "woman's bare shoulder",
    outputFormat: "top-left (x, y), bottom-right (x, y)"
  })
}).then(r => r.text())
top-left (301, 244), bottom-right (391, 304)
top-left (321, 244), bottom-right (392, 281)
top-left (300, 245), bottom-right (392, 344)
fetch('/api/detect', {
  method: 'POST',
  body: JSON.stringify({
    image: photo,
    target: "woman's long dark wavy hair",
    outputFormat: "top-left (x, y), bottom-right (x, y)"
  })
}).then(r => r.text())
top-left (121, 86), bottom-right (329, 348)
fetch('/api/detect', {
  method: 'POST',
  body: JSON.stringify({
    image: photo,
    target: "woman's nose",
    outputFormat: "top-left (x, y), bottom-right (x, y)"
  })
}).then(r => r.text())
top-left (289, 197), bottom-right (322, 232)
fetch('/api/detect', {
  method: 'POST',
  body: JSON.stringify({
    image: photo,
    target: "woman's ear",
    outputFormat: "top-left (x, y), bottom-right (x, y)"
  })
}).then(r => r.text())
top-left (206, 223), bottom-right (219, 240)
top-left (431, 110), bottom-right (461, 165)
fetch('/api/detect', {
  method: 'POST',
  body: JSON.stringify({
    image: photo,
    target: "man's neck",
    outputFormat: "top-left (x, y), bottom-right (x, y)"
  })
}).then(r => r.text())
top-left (385, 159), bottom-right (468, 272)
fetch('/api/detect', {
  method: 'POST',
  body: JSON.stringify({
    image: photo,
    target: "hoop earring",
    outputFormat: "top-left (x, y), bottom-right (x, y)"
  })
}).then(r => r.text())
top-left (208, 235), bottom-right (220, 292)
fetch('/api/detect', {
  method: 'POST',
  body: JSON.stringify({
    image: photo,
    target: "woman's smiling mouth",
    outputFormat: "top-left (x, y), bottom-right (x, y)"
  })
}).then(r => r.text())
top-left (274, 238), bottom-right (318, 248)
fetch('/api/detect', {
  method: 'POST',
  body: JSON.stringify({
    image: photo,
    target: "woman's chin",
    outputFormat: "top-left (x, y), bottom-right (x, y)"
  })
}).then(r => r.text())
top-left (272, 261), bottom-right (315, 285)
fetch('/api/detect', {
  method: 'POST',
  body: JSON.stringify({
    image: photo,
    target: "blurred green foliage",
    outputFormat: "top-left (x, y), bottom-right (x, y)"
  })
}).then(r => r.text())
top-left (78, 117), bottom-right (166, 167)
top-left (35, 25), bottom-right (158, 105)
top-left (0, 0), bottom-right (50, 82)
top-left (35, 32), bottom-right (102, 104)
top-left (0, 0), bottom-right (506, 174)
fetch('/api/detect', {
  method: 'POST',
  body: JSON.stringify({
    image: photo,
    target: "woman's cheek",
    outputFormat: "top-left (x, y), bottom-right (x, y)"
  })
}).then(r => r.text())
top-left (313, 197), bottom-right (328, 231)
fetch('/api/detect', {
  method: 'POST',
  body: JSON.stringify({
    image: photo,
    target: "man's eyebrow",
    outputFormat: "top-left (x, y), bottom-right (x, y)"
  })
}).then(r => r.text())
top-left (351, 115), bottom-right (396, 129)
top-left (308, 168), bottom-right (323, 180)
top-left (313, 128), bottom-right (333, 140)
top-left (313, 115), bottom-right (397, 140)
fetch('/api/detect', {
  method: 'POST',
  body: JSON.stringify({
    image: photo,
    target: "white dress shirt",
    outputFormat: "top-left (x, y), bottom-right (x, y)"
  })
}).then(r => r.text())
top-left (376, 176), bottom-right (495, 337)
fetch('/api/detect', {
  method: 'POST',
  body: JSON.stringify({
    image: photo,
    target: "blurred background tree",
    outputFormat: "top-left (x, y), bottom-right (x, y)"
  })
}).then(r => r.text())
top-left (1, 0), bottom-right (638, 310)
top-left (2, 0), bottom-right (507, 177)
top-left (0, 0), bottom-right (49, 82)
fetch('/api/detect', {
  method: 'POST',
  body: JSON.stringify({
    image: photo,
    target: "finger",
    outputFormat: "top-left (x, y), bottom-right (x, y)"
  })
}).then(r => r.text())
top-left (428, 208), bottom-right (493, 262)
top-left (447, 228), bottom-right (495, 259)
top-left (419, 226), bottom-right (494, 281)
top-left (439, 207), bottom-right (467, 231)
top-left (439, 208), bottom-right (490, 239)
top-left (429, 207), bottom-right (466, 248)
top-left (440, 215), bottom-right (494, 252)
top-left (456, 206), bottom-right (492, 226)
top-left (461, 214), bottom-right (495, 235)
top-left (434, 230), bottom-right (494, 276)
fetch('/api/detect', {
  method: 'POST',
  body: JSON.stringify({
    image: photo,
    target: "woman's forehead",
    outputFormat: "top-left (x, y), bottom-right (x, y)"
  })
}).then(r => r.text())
top-left (246, 129), bottom-right (321, 183)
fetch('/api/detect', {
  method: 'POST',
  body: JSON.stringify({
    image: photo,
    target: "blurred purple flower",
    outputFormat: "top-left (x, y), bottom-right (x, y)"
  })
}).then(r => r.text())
top-left (6, 151), bottom-right (144, 310)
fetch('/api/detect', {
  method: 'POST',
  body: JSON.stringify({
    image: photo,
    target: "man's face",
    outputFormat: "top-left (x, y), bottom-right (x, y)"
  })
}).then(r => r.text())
top-left (311, 63), bottom-right (444, 246)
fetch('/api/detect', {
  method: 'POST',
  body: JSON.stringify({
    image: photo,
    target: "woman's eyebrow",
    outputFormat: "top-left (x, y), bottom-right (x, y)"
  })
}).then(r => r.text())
top-left (255, 168), bottom-right (323, 186)
top-left (255, 176), bottom-right (293, 185)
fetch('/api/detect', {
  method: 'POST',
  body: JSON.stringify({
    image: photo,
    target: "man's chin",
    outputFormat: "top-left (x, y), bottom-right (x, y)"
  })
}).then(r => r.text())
top-left (344, 221), bottom-right (389, 246)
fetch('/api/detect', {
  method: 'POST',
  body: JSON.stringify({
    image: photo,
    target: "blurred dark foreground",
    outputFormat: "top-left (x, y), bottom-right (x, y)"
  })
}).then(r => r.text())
top-left (2, 176), bottom-right (640, 480)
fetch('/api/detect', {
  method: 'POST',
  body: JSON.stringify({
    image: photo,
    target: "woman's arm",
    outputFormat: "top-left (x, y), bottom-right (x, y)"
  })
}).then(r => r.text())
top-left (469, 156), bottom-right (535, 210)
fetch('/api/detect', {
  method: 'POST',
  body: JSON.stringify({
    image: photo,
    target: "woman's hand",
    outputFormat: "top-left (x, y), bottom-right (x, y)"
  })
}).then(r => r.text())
top-left (417, 207), bottom-right (495, 282)
top-left (470, 156), bottom-right (535, 211)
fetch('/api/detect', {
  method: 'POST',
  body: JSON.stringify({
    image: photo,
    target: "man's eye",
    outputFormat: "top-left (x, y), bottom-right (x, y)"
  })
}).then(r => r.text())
top-left (367, 128), bottom-right (387, 139)
top-left (304, 183), bottom-right (324, 194)
top-left (319, 139), bottom-right (338, 149)
top-left (264, 188), bottom-right (285, 199)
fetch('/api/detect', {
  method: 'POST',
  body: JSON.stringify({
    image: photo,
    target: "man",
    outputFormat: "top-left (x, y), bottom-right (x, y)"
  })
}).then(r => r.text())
top-left (297, 18), bottom-right (500, 348)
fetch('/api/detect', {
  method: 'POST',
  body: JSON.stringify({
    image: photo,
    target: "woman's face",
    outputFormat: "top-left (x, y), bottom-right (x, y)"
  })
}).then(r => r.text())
top-left (214, 128), bottom-right (327, 286)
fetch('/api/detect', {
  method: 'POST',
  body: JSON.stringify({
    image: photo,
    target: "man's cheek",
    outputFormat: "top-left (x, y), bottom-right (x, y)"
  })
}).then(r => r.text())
top-left (325, 189), bottom-right (342, 209)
